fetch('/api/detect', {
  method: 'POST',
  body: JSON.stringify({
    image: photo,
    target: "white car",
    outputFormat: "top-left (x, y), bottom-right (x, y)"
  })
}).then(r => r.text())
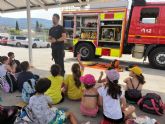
top-left (7, 36), bottom-right (50, 48)
top-left (31, 38), bottom-right (50, 48)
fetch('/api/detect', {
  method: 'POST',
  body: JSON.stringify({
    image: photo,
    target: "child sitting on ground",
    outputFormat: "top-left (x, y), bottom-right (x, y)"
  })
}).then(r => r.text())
top-left (64, 53), bottom-right (84, 100)
top-left (17, 61), bottom-right (35, 92)
top-left (0, 56), bottom-right (14, 78)
top-left (45, 64), bottom-right (64, 104)
top-left (98, 69), bottom-right (135, 123)
top-left (80, 74), bottom-right (99, 117)
top-left (98, 60), bottom-right (121, 84)
top-left (8, 52), bottom-right (21, 73)
top-left (107, 59), bottom-right (120, 70)
top-left (29, 78), bottom-right (78, 124)
top-left (124, 66), bottom-right (146, 103)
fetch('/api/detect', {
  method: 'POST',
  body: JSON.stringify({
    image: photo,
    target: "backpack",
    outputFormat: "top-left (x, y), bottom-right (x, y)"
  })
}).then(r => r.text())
top-left (0, 77), bottom-right (10, 93)
top-left (5, 72), bottom-right (17, 93)
top-left (125, 79), bottom-right (142, 103)
top-left (22, 79), bottom-right (36, 103)
top-left (138, 93), bottom-right (164, 116)
top-left (0, 105), bottom-right (19, 124)
top-left (14, 106), bottom-right (38, 124)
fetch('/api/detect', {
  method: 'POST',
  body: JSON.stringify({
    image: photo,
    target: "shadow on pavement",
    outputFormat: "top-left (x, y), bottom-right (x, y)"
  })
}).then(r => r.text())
top-left (65, 57), bottom-right (165, 77)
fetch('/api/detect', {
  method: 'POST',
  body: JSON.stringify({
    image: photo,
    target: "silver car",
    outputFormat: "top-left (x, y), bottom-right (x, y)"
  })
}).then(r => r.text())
top-left (7, 35), bottom-right (28, 47)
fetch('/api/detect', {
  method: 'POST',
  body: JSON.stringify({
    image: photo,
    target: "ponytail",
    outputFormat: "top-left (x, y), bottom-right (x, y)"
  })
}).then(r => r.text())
top-left (72, 63), bottom-right (81, 88)
top-left (136, 74), bottom-right (146, 84)
top-left (106, 79), bottom-right (122, 99)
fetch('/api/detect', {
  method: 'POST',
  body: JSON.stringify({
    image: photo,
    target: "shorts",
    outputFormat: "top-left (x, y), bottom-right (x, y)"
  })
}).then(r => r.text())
top-left (49, 110), bottom-right (66, 124)
top-left (103, 113), bottom-right (125, 123)
top-left (80, 104), bottom-right (98, 117)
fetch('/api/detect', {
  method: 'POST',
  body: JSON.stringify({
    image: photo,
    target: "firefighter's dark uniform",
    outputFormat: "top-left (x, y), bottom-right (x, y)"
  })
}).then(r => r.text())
top-left (49, 25), bottom-right (65, 76)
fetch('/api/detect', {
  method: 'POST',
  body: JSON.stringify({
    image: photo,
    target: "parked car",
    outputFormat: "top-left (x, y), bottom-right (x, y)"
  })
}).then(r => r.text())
top-left (32, 38), bottom-right (50, 48)
top-left (7, 36), bottom-right (50, 48)
top-left (7, 35), bottom-right (28, 47)
top-left (22, 38), bottom-right (50, 48)
top-left (0, 37), bottom-right (8, 45)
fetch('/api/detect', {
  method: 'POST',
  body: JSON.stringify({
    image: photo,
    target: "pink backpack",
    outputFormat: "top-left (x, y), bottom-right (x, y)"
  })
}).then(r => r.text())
top-left (138, 93), bottom-right (164, 116)
top-left (0, 77), bottom-right (10, 93)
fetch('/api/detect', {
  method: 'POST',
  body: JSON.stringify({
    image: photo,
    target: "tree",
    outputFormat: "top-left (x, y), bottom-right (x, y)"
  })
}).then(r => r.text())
top-left (9, 29), bottom-right (21, 35)
top-left (15, 21), bottom-right (20, 31)
top-left (35, 21), bottom-right (40, 32)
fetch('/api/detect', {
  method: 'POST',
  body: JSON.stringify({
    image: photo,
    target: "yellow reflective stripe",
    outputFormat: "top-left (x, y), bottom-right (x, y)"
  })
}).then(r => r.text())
top-left (114, 12), bottom-right (124, 20)
top-left (73, 39), bottom-right (78, 45)
top-left (111, 49), bottom-right (120, 57)
top-left (96, 48), bottom-right (102, 55)
top-left (100, 13), bottom-right (105, 20)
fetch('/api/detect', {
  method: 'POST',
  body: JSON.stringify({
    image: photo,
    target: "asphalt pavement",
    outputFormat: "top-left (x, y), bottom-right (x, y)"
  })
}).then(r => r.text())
top-left (0, 45), bottom-right (165, 123)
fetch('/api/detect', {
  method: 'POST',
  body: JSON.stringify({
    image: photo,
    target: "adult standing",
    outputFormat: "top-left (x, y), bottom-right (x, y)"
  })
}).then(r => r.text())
top-left (49, 14), bottom-right (66, 76)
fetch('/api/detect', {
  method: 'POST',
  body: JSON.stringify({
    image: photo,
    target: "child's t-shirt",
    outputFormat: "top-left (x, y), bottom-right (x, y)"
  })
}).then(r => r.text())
top-left (17, 71), bottom-right (35, 92)
top-left (64, 74), bottom-right (84, 100)
top-left (98, 86), bottom-right (124, 120)
top-left (45, 75), bottom-right (63, 104)
top-left (0, 64), bottom-right (7, 77)
top-left (29, 95), bottom-right (57, 124)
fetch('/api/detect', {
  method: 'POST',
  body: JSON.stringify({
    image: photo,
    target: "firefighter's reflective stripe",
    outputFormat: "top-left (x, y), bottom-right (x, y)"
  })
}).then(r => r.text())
top-left (96, 48), bottom-right (102, 55)
top-left (111, 49), bottom-right (120, 57)
top-left (114, 12), bottom-right (125, 20)
top-left (73, 39), bottom-right (78, 45)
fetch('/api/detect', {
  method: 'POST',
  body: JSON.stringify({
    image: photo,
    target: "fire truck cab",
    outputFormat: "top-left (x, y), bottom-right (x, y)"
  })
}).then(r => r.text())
top-left (62, 0), bottom-right (165, 69)
top-left (126, 1), bottom-right (165, 69)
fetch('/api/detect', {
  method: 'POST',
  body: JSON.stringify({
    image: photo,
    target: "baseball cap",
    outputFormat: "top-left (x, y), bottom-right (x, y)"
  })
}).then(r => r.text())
top-left (80, 74), bottom-right (96, 85)
top-left (105, 69), bottom-right (120, 82)
top-left (129, 66), bottom-right (142, 76)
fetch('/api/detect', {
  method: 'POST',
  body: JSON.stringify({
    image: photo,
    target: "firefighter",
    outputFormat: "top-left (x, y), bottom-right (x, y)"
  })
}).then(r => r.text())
top-left (48, 14), bottom-right (66, 76)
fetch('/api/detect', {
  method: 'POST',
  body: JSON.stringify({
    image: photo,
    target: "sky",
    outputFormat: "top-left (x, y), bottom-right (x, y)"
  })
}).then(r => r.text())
top-left (0, 0), bottom-right (163, 20)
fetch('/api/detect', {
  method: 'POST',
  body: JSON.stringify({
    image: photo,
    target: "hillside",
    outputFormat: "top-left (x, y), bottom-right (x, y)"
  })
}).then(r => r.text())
top-left (0, 17), bottom-right (52, 29)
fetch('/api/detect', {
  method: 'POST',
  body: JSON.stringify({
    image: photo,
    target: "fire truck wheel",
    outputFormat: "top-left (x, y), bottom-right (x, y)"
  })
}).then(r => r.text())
top-left (148, 47), bottom-right (165, 69)
top-left (76, 43), bottom-right (95, 60)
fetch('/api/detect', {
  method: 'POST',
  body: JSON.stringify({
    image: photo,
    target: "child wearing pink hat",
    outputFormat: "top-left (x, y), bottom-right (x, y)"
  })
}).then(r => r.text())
top-left (80, 74), bottom-right (99, 117)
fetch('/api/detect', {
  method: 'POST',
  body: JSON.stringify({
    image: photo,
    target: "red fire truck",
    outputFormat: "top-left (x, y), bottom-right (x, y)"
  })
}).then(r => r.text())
top-left (62, 0), bottom-right (165, 69)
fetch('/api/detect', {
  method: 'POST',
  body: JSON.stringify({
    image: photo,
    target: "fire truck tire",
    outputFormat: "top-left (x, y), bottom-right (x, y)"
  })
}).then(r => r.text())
top-left (148, 47), bottom-right (165, 69)
top-left (76, 43), bottom-right (95, 60)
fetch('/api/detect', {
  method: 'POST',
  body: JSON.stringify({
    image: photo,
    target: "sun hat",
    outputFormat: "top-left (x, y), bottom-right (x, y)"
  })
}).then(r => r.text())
top-left (80, 74), bottom-right (96, 85)
top-left (105, 69), bottom-right (120, 82)
top-left (129, 66), bottom-right (142, 76)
